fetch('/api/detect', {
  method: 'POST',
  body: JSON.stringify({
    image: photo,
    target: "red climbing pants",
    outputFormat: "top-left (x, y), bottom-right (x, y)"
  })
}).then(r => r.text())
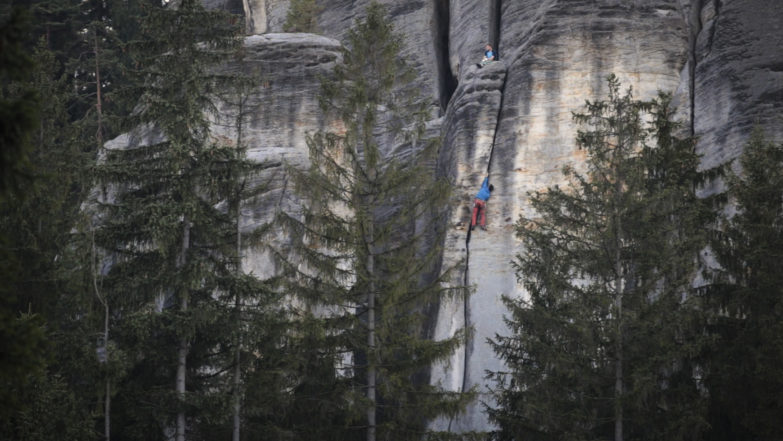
top-left (471, 199), bottom-right (486, 228)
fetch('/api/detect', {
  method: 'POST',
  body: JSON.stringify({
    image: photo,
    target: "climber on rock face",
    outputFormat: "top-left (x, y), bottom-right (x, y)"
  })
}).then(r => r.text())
top-left (471, 176), bottom-right (493, 231)
top-left (477, 44), bottom-right (495, 68)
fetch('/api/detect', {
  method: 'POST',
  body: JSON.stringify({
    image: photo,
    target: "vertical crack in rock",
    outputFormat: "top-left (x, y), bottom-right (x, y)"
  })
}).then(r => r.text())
top-left (707, 0), bottom-right (721, 54)
top-left (459, 54), bottom-right (508, 400)
top-left (460, 223), bottom-right (472, 400)
top-left (241, 0), bottom-right (255, 34)
top-left (454, 0), bottom-right (506, 429)
top-left (688, 0), bottom-right (704, 135)
top-left (489, 0), bottom-right (502, 56)
top-left (486, 75), bottom-right (508, 175)
top-left (434, 0), bottom-right (458, 112)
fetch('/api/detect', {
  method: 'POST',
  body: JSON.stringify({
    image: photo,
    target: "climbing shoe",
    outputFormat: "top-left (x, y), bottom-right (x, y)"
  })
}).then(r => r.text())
top-left (480, 225), bottom-right (487, 231)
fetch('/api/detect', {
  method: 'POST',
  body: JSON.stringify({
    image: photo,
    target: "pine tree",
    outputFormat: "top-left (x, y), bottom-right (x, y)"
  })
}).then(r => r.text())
top-left (95, 2), bottom-right (244, 439)
top-left (0, 7), bottom-right (39, 196)
top-left (280, 3), bottom-right (470, 440)
top-left (702, 129), bottom-right (783, 441)
top-left (193, 72), bottom-right (289, 441)
top-left (1, 2), bottom-right (153, 439)
top-left (489, 76), bottom-right (713, 441)
top-left (0, 30), bottom-right (99, 440)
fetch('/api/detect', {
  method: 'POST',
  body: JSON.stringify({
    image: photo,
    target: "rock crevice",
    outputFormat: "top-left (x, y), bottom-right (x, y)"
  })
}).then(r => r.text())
top-left (434, 0), bottom-right (458, 112)
top-left (489, 0), bottom-right (502, 56)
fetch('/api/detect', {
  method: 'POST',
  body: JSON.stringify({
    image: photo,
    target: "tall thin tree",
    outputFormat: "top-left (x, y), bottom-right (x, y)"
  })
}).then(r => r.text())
top-left (96, 2), bottom-right (242, 439)
top-left (281, 3), bottom-right (471, 440)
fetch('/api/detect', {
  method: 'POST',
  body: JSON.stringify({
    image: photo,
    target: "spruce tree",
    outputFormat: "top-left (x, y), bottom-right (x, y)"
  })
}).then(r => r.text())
top-left (489, 76), bottom-right (713, 441)
top-left (95, 2), bottom-right (244, 439)
top-left (0, 31), bottom-right (99, 440)
top-left (702, 129), bottom-right (783, 441)
top-left (0, 7), bottom-right (39, 196)
top-left (280, 3), bottom-right (470, 441)
top-left (1, 2), bottom-right (148, 438)
top-left (195, 73), bottom-right (288, 441)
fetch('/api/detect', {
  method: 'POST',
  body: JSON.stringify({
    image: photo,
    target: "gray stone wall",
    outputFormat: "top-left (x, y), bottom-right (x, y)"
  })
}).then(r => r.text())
top-left (691, 0), bottom-right (783, 171)
top-left (113, 0), bottom-right (783, 434)
top-left (430, 1), bottom-right (692, 432)
top-left (231, 0), bottom-right (783, 434)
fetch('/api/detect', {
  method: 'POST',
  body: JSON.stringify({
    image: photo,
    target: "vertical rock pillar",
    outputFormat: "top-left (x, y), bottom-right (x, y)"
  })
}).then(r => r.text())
top-left (430, 61), bottom-right (507, 433)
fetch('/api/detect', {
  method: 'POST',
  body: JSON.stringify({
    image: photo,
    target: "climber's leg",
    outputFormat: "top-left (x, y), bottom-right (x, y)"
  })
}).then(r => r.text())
top-left (471, 199), bottom-right (484, 229)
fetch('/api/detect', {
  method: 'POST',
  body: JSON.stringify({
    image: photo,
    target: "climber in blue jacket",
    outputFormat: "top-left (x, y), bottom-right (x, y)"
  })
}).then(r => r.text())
top-left (477, 44), bottom-right (495, 68)
top-left (471, 176), bottom-right (493, 231)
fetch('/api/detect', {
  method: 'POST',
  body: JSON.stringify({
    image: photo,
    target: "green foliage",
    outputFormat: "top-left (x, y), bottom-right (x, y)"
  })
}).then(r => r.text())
top-left (0, 1), bottom-right (286, 440)
top-left (489, 75), bottom-right (713, 441)
top-left (280, 3), bottom-right (471, 440)
top-left (0, 373), bottom-right (96, 441)
top-left (702, 128), bottom-right (783, 441)
top-left (0, 32), bottom-right (90, 432)
top-left (94, 1), bottom-right (255, 438)
top-left (0, 8), bottom-right (39, 196)
top-left (283, 0), bottom-right (321, 33)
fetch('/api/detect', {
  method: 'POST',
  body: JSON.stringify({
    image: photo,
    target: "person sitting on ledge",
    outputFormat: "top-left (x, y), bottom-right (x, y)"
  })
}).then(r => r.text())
top-left (477, 44), bottom-right (495, 68)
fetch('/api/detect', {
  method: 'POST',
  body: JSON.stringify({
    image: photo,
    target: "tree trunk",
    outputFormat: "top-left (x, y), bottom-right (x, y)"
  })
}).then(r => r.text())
top-left (365, 169), bottom-right (376, 441)
top-left (176, 218), bottom-right (191, 441)
top-left (232, 93), bottom-right (249, 441)
top-left (613, 135), bottom-right (624, 441)
top-left (93, 29), bottom-right (108, 440)
top-left (614, 216), bottom-right (623, 441)
top-left (104, 302), bottom-right (111, 441)
top-left (232, 340), bottom-right (241, 441)
top-left (92, 226), bottom-right (110, 441)
top-left (176, 303), bottom-right (188, 441)
top-left (367, 242), bottom-right (376, 441)
top-left (232, 198), bottom-right (242, 441)
top-left (94, 28), bottom-right (103, 147)
top-left (614, 270), bottom-right (623, 441)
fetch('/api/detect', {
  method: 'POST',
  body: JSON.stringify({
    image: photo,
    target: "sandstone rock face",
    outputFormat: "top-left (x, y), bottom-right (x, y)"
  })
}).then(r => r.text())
top-left (120, 0), bottom-right (783, 435)
top-left (105, 33), bottom-right (342, 277)
top-left (211, 33), bottom-right (341, 171)
top-left (430, 0), bottom-right (691, 432)
top-left (244, 0), bottom-right (442, 108)
top-left (241, 0), bottom-right (289, 34)
top-left (689, 0), bottom-right (783, 171)
top-left (443, 0), bottom-right (494, 79)
top-left (429, 61), bottom-right (507, 432)
top-left (316, 0), bottom-right (443, 108)
top-left (213, 33), bottom-right (342, 276)
top-left (230, 0), bottom-right (782, 434)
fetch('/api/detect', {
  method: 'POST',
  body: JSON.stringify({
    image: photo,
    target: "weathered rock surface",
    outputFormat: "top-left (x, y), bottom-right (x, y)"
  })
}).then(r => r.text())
top-left (232, 0), bottom-right (783, 434)
top-left (239, 0), bottom-right (289, 34)
top-left (216, 33), bottom-right (343, 276)
top-left (429, 61), bottom-right (507, 432)
top-left (430, 0), bottom-right (691, 432)
top-left (121, 0), bottom-right (783, 435)
top-left (211, 33), bottom-right (341, 173)
top-left (105, 33), bottom-right (342, 277)
top-left (244, 0), bottom-right (443, 107)
top-left (689, 0), bottom-right (783, 171)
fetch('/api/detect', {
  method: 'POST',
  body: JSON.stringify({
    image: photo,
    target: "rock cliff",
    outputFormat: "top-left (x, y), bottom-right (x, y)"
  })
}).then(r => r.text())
top-left (111, 0), bottom-right (783, 434)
